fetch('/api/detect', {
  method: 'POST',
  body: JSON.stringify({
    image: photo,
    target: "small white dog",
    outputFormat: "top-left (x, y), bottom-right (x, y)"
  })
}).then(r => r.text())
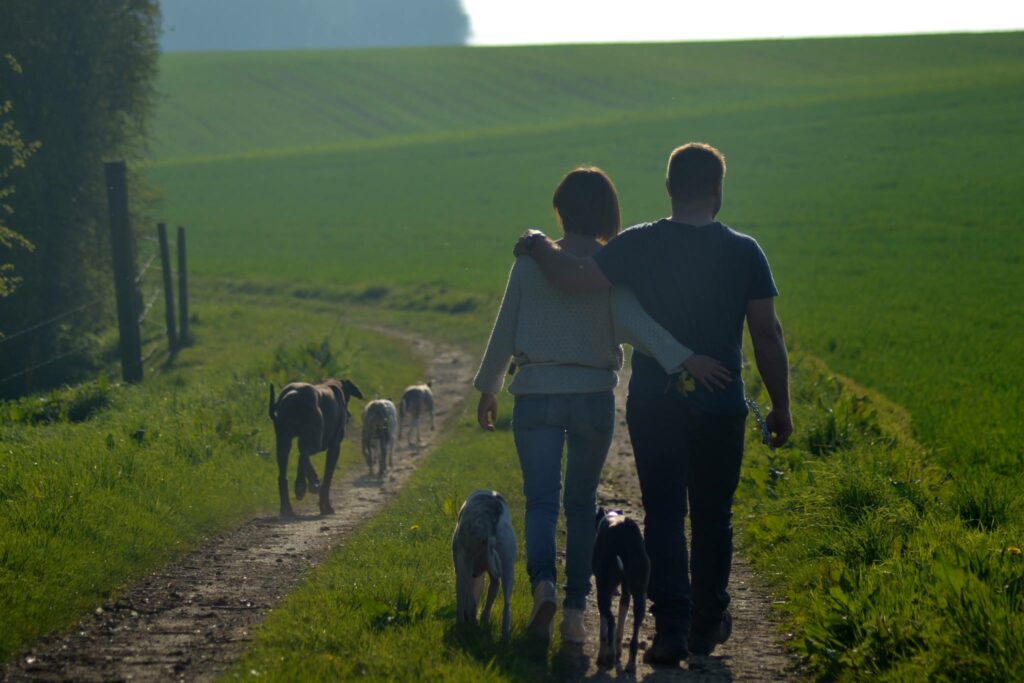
top-left (399, 383), bottom-right (435, 446)
top-left (452, 490), bottom-right (516, 642)
top-left (361, 399), bottom-right (397, 478)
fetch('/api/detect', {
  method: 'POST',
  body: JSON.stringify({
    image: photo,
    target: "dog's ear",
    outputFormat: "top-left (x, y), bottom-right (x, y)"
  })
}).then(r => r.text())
top-left (427, 380), bottom-right (433, 388)
top-left (324, 380), bottom-right (346, 406)
top-left (341, 379), bottom-right (365, 401)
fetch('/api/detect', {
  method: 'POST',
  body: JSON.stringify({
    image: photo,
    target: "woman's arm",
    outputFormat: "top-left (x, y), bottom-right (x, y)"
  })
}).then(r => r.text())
top-left (611, 287), bottom-right (731, 391)
top-left (473, 261), bottom-right (523, 429)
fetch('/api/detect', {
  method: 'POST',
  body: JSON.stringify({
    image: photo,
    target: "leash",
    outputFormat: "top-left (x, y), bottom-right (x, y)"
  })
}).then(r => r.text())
top-left (745, 397), bottom-right (773, 448)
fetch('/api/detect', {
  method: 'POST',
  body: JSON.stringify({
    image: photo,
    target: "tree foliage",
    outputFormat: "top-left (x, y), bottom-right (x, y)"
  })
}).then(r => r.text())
top-left (0, 1), bottom-right (160, 394)
top-left (161, 0), bottom-right (470, 52)
top-left (0, 55), bottom-right (40, 299)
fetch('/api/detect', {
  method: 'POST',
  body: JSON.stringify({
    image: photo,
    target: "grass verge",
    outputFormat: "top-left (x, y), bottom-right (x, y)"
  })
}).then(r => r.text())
top-left (740, 356), bottom-right (1024, 681)
top-left (0, 298), bottom-right (424, 661)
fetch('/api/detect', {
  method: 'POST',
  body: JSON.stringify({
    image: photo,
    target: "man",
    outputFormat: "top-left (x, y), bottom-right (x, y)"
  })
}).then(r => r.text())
top-left (515, 142), bottom-right (792, 665)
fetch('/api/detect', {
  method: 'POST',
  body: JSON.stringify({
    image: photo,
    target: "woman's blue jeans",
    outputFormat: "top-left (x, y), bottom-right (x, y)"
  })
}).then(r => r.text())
top-left (512, 391), bottom-right (615, 610)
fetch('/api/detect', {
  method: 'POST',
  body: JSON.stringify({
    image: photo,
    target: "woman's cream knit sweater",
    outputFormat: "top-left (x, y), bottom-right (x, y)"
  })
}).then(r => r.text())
top-left (473, 257), bottom-right (692, 396)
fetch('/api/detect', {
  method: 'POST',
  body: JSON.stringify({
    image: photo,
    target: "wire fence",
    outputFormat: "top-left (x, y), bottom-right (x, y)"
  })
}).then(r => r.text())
top-left (135, 251), bottom-right (158, 285)
top-left (139, 234), bottom-right (175, 249)
top-left (0, 240), bottom-right (178, 387)
top-left (0, 298), bottom-right (104, 348)
top-left (0, 244), bottom-right (160, 348)
top-left (0, 344), bottom-right (95, 386)
top-left (137, 287), bottom-right (161, 325)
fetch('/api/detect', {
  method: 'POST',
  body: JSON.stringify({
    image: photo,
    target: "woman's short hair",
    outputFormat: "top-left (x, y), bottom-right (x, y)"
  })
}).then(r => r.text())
top-left (552, 166), bottom-right (621, 242)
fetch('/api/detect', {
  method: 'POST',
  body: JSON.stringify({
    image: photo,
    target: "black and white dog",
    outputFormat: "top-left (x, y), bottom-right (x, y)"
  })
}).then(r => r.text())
top-left (593, 508), bottom-right (650, 670)
top-left (452, 490), bottom-right (517, 642)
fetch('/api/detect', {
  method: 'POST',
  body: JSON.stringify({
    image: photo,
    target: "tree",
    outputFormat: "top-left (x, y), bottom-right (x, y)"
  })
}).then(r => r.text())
top-left (0, 1), bottom-right (160, 394)
top-left (0, 55), bottom-right (40, 300)
top-left (161, 0), bottom-right (470, 52)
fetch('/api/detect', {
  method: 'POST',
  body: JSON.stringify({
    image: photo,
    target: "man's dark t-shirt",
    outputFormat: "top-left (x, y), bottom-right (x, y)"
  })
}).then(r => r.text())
top-left (594, 219), bottom-right (778, 416)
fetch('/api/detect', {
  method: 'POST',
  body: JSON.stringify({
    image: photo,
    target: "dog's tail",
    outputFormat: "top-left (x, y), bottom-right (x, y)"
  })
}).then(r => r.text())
top-left (398, 399), bottom-right (404, 438)
top-left (487, 534), bottom-right (501, 579)
top-left (268, 383), bottom-right (276, 420)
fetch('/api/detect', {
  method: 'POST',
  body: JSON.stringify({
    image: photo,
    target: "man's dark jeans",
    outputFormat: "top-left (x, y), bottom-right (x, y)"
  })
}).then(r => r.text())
top-left (626, 395), bottom-right (746, 636)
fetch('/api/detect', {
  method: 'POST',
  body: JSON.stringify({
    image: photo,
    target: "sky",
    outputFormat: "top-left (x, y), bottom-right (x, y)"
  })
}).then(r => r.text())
top-left (461, 0), bottom-right (1024, 45)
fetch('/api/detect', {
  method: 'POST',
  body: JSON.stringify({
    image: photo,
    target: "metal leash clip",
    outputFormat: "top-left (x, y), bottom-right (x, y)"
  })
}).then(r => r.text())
top-left (745, 397), bottom-right (773, 448)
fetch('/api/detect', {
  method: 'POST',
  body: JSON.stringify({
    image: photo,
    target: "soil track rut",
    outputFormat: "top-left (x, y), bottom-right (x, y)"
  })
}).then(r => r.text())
top-left (4, 332), bottom-right (473, 683)
top-left (562, 373), bottom-right (802, 681)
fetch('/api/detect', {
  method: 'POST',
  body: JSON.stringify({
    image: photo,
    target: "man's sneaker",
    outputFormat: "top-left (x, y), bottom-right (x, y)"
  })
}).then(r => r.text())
top-left (688, 609), bottom-right (733, 656)
top-left (643, 631), bottom-right (688, 666)
top-left (526, 580), bottom-right (557, 640)
top-left (559, 607), bottom-right (587, 644)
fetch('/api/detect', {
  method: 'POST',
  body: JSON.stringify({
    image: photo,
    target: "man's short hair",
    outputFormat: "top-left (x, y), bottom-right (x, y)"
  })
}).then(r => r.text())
top-left (552, 166), bottom-right (621, 243)
top-left (666, 143), bottom-right (727, 203)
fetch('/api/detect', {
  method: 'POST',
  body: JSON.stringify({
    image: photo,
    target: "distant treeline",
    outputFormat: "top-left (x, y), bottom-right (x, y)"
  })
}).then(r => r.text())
top-left (0, 1), bottom-right (159, 396)
top-left (161, 0), bottom-right (471, 52)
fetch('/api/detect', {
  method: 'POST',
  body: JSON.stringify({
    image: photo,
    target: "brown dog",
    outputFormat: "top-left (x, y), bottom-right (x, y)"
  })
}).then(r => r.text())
top-left (269, 379), bottom-right (364, 517)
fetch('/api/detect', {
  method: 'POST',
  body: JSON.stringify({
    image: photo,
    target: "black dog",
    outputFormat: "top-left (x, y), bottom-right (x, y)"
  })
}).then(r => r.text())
top-left (593, 508), bottom-right (650, 671)
top-left (269, 379), bottom-right (364, 517)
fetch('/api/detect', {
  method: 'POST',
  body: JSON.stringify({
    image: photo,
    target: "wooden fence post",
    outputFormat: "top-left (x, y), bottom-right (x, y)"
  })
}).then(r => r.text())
top-left (157, 223), bottom-right (178, 352)
top-left (104, 161), bottom-right (143, 383)
top-left (177, 225), bottom-right (189, 345)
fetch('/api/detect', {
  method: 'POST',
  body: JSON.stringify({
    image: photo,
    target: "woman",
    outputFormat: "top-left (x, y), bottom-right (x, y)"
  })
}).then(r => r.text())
top-left (473, 167), bottom-right (730, 643)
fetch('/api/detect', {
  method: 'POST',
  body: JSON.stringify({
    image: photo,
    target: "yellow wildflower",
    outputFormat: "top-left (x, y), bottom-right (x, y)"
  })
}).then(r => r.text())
top-left (676, 370), bottom-right (696, 396)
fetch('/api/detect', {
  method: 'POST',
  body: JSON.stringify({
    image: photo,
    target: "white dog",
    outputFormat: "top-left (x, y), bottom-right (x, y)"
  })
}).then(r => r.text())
top-left (452, 490), bottom-right (516, 642)
top-left (399, 383), bottom-right (435, 446)
top-left (361, 399), bottom-right (397, 478)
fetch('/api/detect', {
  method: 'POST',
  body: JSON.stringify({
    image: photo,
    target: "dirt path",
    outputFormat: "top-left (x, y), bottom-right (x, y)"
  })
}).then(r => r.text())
top-left (560, 374), bottom-right (802, 681)
top-left (4, 332), bottom-right (473, 683)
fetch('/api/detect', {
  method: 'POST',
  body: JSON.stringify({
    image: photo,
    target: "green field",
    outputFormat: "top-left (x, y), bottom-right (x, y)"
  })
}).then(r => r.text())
top-left (4, 32), bottom-right (1024, 679)
top-left (150, 34), bottom-right (1024, 468)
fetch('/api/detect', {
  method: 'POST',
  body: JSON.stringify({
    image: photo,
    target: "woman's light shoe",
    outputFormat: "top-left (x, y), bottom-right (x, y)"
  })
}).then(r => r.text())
top-left (560, 607), bottom-right (587, 644)
top-left (527, 580), bottom-right (557, 639)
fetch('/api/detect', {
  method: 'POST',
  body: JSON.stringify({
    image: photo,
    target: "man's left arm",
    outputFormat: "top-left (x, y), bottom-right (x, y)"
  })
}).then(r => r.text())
top-left (745, 239), bottom-right (791, 446)
top-left (747, 297), bottom-right (791, 447)
top-left (514, 231), bottom-right (610, 292)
